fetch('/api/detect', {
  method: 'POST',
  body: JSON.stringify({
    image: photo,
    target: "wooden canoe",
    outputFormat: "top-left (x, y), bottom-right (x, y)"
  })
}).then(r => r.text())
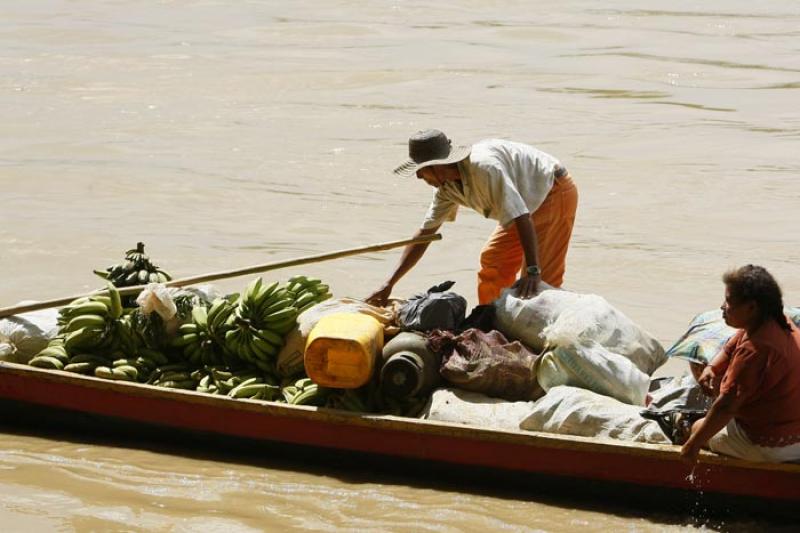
top-left (1, 360), bottom-right (799, 509)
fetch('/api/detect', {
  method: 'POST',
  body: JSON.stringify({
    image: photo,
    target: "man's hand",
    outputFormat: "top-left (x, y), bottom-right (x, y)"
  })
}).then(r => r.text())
top-left (365, 283), bottom-right (392, 307)
top-left (512, 274), bottom-right (541, 299)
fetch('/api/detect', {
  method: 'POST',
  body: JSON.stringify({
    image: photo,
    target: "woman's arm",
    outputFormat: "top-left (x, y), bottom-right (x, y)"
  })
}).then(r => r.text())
top-left (696, 336), bottom-right (738, 393)
top-left (680, 392), bottom-right (741, 462)
top-left (696, 364), bottom-right (722, 396)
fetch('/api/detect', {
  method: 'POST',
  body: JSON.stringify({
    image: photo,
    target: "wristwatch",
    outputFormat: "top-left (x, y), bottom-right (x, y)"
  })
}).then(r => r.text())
top-left (526, 265), bottom-right (541, 277)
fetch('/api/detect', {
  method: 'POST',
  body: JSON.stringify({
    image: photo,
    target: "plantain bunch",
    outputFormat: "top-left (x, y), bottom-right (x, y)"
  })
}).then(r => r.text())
top-left (146, 363), bottom-right (200, 390)
top-left (127, 292), bottom-right (194, 354)
top-left (62, 344), bottom-right (173, 384)
top-left (323, 382), bottom-right (427, 417)
top-left (281, 377), bottom-right (329, 406)
top-left (326, 387), bottom-right (372, 412)
top-left (194, 368), bottom-right (281, 400)
top-left (53, 282), bottom-right (124, 357)
top-left (90, 347), bottom-right (171, 383)
top-left (222, 275), bottom-right (332, 370)
top-left (283, 275), bottom-right (333, 315)
top-left (94, 242), bottom-right (172, 287)
top-left (28, 337), bottom-right (70, 371)
top-left (34, 283), bottom-right (175, 383)
top-left (170, 300), bottom-right (234, 367)
top-left (223, 278), bottom-right (299, 372)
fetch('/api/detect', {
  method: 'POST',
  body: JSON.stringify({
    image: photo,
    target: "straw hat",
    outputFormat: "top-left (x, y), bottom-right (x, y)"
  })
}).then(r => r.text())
top-left (392, 129), bottom-right (471, 177)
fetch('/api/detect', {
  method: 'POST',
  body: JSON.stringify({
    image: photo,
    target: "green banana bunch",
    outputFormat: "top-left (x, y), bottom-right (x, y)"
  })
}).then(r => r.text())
top-left (223, 277), bottom-right (299, 369)
top-left (236, 278), bottom-right (298, 331)
top-left (127, 292), bottom-right (194, 353)
top-left (52, 283), bottom-right (172, 381)
top-left (61, 341), bottom-right (161, 382)
top-left (197, 367), bottom-right (246, 395)
top-left (89, 345), bottom-right (170, 381)
top-left (56, 284), bottom-right (124, 354)
top-left (28, 337), bottom-right (70, 371)
top-left (325, 380), bottom-right (426, 417)
top-left (63, 352), bottom-right (113, 375)
top-left (223, 320), bottom-right (280, 373)
top-left (170, 303), bottom-right (227, 367)
top-left (93, 242), bottom-right (172, 287)
top-left (194, 368), bottom-right (278, 398)
top-left (113, 313), bottom-right (141, 356)
top-left (134, 346), bottom-right (170, 369)
top-left (195, 370), bottom-right (220, 394)
top-left (147, 363), bottom-right (198, 389)
top-left (281, 377), bottom-right (328, 406)
top-left (227, 375), bottom-right (280, 400)
top-left (205, 297), bottom-right (236, 343)
top-left (284, 275), bottom-right (333, 315)
top-left (326, 387), bottom-right (372, 413)
top-left (94, 356), bottom-right (142, 382)
top-left (222, 275), bottom-right (334, 373)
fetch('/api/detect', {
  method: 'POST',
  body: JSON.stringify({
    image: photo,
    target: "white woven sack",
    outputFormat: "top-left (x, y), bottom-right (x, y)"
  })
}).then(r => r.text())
top-left (0, 306), bottom-right (59, 364)
top-left (521, 386), bottom-right (669, 444)
top-left (492, 286), bottom-right (577, 353)
top-left (542, 294), bottom-right (666, 375)
top-left (423, 388), bottom-right (537, 432)
top-left (536, 342), bottom-right (650, 405)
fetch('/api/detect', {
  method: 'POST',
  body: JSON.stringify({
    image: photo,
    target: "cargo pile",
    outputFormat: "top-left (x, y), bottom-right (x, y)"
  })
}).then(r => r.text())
top-left (19, 246), bottom-right (670, 430)
top-left (11, 241), bottom-right (739, 458)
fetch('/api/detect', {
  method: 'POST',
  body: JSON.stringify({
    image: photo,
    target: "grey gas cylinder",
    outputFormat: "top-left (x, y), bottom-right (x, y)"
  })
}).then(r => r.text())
top-left (380, 331), bottom-right (441, 399)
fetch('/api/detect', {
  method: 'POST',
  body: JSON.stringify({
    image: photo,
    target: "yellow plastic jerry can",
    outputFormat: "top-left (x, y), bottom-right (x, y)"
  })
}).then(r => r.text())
top-left (304, 313), bottom-right (384, 388)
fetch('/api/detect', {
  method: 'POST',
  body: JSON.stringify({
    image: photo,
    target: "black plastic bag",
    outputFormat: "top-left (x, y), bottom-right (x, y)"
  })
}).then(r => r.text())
top-left (398, 281), bottom-right (467, 332)
top-left (639, 376), bottom-right (712, 444)
top-left (458, 304), bottom-right (495, 333)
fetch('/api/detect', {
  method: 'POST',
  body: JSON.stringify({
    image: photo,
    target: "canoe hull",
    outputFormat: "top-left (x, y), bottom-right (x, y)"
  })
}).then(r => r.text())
top-left (2, 361), bottom-right (799, 507)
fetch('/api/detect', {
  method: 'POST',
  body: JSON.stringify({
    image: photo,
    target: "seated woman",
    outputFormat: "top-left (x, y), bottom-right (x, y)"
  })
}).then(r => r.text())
top-left (681, 265), bottom-right (800, 463)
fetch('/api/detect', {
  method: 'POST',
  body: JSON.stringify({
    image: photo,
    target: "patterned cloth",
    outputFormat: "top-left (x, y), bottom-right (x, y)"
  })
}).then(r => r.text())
top-left (666, 307), bottom-right (800, 364)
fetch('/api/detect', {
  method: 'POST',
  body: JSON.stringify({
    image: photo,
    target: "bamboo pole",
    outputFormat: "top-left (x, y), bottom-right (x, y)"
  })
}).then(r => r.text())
top-left (0, 233), bottom-right (442, 319)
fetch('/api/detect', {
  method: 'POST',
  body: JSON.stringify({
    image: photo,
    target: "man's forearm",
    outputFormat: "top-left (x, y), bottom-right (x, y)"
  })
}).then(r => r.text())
top-left (384, 226), bottom-right (439, 287)
top-left (513, 214), bottom-right (539, 269)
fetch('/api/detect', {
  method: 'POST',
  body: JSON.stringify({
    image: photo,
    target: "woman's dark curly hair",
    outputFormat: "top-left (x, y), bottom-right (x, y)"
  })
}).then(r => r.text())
top-left (723, 265), bottom-right (791, 332)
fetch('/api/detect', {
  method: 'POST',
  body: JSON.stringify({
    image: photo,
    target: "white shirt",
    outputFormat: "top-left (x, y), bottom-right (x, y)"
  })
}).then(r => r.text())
top-left (421, 139), bottom-right (562, 230)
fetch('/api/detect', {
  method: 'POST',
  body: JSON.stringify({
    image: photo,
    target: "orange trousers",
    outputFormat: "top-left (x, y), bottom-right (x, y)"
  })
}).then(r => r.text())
top-left (477, 175), bottom-right (578, 304)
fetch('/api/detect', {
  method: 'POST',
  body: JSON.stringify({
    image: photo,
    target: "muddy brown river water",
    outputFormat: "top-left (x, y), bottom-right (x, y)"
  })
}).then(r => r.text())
top-left (1, 1), bottom-right (799, 530)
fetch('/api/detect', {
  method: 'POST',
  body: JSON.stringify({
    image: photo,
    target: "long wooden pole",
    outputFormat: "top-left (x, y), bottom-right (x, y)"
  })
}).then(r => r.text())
top-left (0, 233), bottom-right (442, 319)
